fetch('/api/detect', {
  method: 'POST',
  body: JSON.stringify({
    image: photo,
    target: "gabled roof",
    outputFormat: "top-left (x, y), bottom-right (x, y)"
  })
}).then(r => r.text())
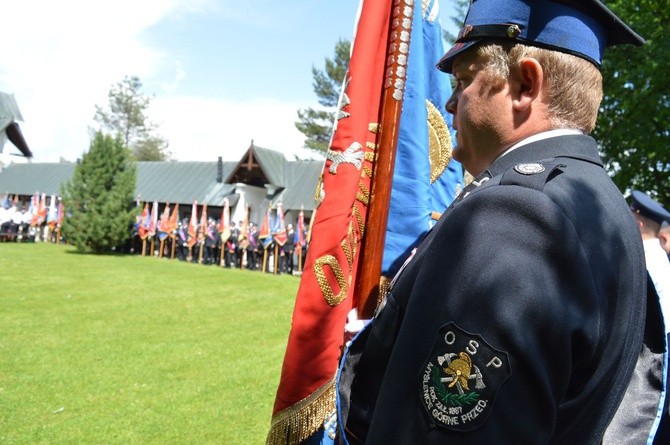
top-left (227, 142), bottom-right (288, 186)
top-left (0, 162), bottom-right (74, 195)
top-left (136, 161), bottom-right (236, 205)
top-left (278, 160), bottom-right (324, 212)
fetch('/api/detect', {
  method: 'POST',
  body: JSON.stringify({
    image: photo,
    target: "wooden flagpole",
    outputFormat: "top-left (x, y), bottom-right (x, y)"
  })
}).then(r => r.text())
top-left (274, 243), bottom-right (279, 275)
top-left (354, 0), bottom-right (415, 319)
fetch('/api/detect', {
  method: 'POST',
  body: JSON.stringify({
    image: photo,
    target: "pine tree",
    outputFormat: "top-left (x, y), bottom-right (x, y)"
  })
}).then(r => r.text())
top-left (295, 39), bottom-right (350, 153)
top-left (94, 76), bottom-right (171, 161)
top-left (61, 132), bottom-right (138, 252)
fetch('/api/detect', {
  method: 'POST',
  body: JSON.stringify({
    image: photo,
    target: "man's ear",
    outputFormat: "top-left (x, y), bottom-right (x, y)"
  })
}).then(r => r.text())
top-left (512, 58), bottom-right (544, 112)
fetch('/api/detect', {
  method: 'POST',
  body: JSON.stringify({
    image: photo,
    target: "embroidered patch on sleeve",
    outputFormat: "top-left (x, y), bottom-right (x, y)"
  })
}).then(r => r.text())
top-left (419, 322), bottom-right (511, 432)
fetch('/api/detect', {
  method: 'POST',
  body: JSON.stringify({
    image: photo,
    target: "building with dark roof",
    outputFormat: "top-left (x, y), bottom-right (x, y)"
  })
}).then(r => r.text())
top-left (0, 142), bottom-right (323, 227)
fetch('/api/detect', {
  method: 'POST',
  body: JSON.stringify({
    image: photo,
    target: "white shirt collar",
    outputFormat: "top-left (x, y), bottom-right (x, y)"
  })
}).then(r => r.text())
top-left (499, 129), bottom-right (584, 159)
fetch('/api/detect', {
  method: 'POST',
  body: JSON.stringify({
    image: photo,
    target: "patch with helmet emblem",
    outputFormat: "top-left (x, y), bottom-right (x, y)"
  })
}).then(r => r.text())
top-left (420, 322), bottom-right (511, 432)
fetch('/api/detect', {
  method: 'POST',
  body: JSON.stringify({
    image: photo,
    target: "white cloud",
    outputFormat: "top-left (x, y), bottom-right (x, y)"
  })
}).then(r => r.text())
top-left (0, 0), bottom-right (323, 164)
top-left (150, 95), bottom-right (308, 162)
top-left (0, 0), bottom-right (213, 162)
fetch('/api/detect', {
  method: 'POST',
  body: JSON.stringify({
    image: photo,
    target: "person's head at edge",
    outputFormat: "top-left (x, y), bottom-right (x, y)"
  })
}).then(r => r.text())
top-left (436, 0), bottom-right (644, 177)
top-left (659, 222), bottom-right (670, 255)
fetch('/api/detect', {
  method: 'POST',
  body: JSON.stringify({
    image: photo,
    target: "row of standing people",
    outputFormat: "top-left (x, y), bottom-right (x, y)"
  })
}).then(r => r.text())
top-left (133, 219), bottom-right (306, 275)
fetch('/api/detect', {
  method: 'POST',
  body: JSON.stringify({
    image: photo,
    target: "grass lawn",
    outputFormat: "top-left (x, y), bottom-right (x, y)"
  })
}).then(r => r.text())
top-left (0, 242), bottom-right (299, 444)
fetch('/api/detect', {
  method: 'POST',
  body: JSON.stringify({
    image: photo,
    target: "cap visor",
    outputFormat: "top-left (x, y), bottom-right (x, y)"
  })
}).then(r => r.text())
top-left (436, 40), bottom-right (479, 73)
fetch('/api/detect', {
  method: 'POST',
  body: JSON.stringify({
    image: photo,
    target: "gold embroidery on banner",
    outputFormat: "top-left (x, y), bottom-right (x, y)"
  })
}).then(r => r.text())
top-left (362, 165), bottom-right (373, 179)
top-left (366, 141), bottom-right (377, 149)
top-left (356, 185), bottom-right (370, 206)
top-left (353, 205), bottom-right (365, 239)
top-left (364, 151), bottom-right (376, 163)
top-left (369, 123), bottom-right (380, 133)
top-left (314, 255), bottom-right (348, 307)
top-left (426, 99), bottom-right (453, 184)
top-left (341, 236), bottom-right (353, 266)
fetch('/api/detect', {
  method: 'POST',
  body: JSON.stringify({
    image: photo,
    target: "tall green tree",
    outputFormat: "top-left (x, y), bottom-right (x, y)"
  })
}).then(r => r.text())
top-left (295, 39), bottom-right (350, 153)
top-left (61, 132), bottom-right (138, 253)
top-left (94, 76), bottom-right (171, 161)
top-left (594, 0), bottom-right (670, 207)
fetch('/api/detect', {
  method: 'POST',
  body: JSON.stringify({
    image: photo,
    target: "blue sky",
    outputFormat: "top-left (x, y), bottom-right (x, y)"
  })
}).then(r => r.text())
top-left (0, 0), bottom-right (459, 164)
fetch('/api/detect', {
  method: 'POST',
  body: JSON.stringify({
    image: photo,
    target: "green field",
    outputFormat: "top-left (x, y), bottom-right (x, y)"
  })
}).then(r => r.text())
top-left (0, 243), bottom-right (299, 444)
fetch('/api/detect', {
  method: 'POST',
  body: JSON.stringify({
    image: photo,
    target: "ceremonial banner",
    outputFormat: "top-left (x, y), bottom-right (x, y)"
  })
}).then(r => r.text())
top-left (239, 206), bottom-right (249, 249)
top-left (272, 203), bottom-right (288, 246)
top-left (138, 202), bottom-right (151, 240)
top-left (47, 195), bottom-right (58, 229)
top-left (259, 206), bottom-right (272, 249)
top-left (37, 193), bottom-right (47, 225)
top-left (199, 203), bottom-right (208, 237)
top-left (187, 200), bottom-right (198, 248)
top-left (267, 0), bottom-right (395, 442)
top-left (267, 1), bottom-right (461, 443)
top-left (158, 204), bottom-right (171, 241)
top-left (148, 201), bottom-right (158, 238)
top-left (167, 203), bottom-right (179, 234)
top-left (219, 198), bottom-right (231, 242)
top-left (381, 0), bottom-right (462, 276)
top-left (295, 209), bottom-right (306, 257)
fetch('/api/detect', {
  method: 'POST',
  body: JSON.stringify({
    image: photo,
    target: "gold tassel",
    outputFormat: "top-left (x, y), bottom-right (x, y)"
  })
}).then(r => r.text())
top-left (266, 377), bottom-right (337, 445)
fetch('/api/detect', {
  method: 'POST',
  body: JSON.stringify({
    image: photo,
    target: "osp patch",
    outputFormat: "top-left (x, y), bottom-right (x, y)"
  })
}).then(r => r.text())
top-left (420, 322), bottom-right (511, 432)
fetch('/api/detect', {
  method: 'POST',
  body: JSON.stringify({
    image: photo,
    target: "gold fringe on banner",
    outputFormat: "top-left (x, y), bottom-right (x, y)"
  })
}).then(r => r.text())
top-left (266, 377), bottom-right (337, 445)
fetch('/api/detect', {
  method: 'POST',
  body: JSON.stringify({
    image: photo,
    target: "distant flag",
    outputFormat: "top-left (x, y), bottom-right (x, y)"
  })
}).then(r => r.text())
top-left (148, 201), bottom-right (158, 238)
top-left (167, 203), bottom-right (180, 233)
top-left (37, 193), bottom-right (47, 225)
top-left (47, 195), bottom-right (58, 229)
top-left (199, 203), bottom-right (208, 237)
top-left (29, 193), bottom-right (39, 226)
top-left (219, 198), bottom-right (231, 242)
top-left (259, 206), bottom-right (272, 249)
top-left (138, 203), bottom-right (151, 240)
top-left (239, 205), bottom-right (249, 249)
top-left (57, 200), bottom-right (64, 227)
top-left (157, 204), bottom-right (171, 241)
top-left (272, 202), bottom-right (288, 246)
top-left (295, 208), bottom-right (306, 257)
top-left (187, 200), bottom-right (198, 248)
top-left (267, 1), bottom-right (462, 444)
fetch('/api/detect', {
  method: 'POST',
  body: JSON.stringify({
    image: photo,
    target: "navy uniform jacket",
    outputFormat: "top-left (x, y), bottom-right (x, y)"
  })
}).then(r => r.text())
top-left (337, 135), bottom-right (648, 444)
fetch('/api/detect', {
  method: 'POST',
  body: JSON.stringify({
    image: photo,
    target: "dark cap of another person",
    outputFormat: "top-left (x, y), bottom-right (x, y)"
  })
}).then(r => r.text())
top-left (437, 0), bottom-right (644, 73)
top-left (630, 190), bottom-right (670, 225)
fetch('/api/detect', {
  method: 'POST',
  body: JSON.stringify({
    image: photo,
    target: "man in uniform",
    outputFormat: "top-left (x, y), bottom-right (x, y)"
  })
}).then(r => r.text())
top-left (629, 191), bottom-right (670, 444)
top-left (337, 1), bottom-right (649, 443)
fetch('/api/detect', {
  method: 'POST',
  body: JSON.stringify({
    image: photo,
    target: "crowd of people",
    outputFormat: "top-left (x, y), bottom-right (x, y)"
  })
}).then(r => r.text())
top-left (0, 196), bottom-right (61, 243)
top-left (130, 218), bottom-right (307, 275)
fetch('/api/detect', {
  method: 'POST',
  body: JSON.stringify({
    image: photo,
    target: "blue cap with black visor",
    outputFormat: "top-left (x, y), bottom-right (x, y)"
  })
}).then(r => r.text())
top-left (437, 0), bottom-right (644, 73)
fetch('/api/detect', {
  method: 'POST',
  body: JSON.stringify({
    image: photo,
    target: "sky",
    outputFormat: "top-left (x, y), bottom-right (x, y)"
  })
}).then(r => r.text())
top-left (0, 0), bottom-right (458, 164)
